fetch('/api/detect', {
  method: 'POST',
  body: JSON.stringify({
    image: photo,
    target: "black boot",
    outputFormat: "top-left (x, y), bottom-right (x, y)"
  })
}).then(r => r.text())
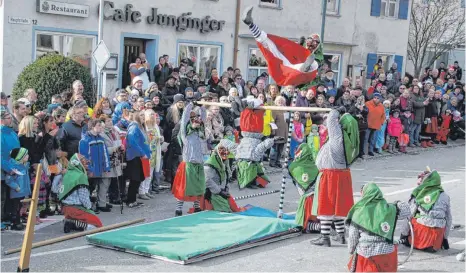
top-left (331, 233), bottom-right (346, 244)
top-left (310, 235), bottom-right (331, 247)
top-left (63, 219), bottom-right (73, 233)
top-left (398, 235), bottom-right (410, 247)
top-left (175, 210), bottom-right (182, 217)
top-left (242, 6), bottom-right (254, 25)
top-left (194, 208), bottom-right (202, 213)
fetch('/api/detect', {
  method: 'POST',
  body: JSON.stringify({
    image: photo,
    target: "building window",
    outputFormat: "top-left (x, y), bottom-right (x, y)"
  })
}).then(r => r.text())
top-left (247, 48), bottom-right (272, 84)
top-left (178, 43), bottom-right (221, 82)
top-left (35, 32), bottom-right (95, 72)
top-left (259, 0), bottom-right (281, 8)
top-left (323, 53), bottom-right (342, 86)
top-left (327, 0), bottom-right (340, 14)
top-left (381, 0), bottom-right (398, 17)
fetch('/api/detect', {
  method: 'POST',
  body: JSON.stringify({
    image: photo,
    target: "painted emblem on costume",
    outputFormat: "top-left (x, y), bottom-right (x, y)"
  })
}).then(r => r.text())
top-left (381, 222), bottom-right (390, 233)
top-left (424, 195), bottom-right (432, 204)
top-left (59, 184), bottom-right (64, 194)
top-left (302, 173), bottom-right (309, 182)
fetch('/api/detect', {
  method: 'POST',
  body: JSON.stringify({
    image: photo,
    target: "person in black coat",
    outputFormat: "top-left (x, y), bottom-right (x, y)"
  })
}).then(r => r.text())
top-left (162, 75), bottom-right (180, 104)
top-left (349, 96), bottom-right (369, 158)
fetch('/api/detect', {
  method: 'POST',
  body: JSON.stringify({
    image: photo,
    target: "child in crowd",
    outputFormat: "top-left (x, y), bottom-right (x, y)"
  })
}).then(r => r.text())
top-left (436, 109), bottom-right (452, 144)
top-left (303, 113), bottom-right (313, 136)
top-left (376, 100), bottom-right (390, 152)
top-left (307, 124), bottom-right (320, 160)
top-left (387, 110), bottom-right (402, 153)
top-left (146, 110), bottom-right (164, 193)
top-left (290, 112), bottom-right (304, 159)
top-left (5, 148), bottom-right (31, 231)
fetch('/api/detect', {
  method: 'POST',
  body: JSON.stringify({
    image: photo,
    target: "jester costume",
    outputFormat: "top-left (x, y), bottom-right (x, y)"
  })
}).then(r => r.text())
top-left (399, 170), bottom-right (452, 252)
top-left (172, 103), bottom-right (207, 216)
top-left (59, 154), bottom-right (102, 233)
top-left (346, 183), bottom-right (411, 272)
top-left (290, 144), bottom-right (319, 232)
top-left (242, 6), bottom-right (319, 86)
top-left (189, 140), bottom-right (244, 213)
top-left (311, 109), bottom-right (359, 247)
top-left (236, 98), bottom-right (274, 189)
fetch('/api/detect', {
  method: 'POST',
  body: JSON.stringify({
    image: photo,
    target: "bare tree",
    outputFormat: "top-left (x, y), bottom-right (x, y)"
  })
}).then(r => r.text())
top-left (407, 0), bottom-right (465, 77)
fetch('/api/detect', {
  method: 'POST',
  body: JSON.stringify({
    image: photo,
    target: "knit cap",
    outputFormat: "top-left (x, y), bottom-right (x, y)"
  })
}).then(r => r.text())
top-left (10, 147), bottom-right (28, 162)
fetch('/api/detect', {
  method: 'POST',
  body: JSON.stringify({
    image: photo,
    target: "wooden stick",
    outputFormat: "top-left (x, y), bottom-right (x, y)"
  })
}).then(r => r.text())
top-left (196, 101), bottom-right (332, 112)
top-left (17, 164), bottom-right (42, 272)
top-left (5, 218), bottom-right (145, 256)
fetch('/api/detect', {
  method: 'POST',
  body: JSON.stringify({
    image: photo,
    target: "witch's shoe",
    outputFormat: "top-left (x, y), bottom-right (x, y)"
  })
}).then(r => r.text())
top-left (331, 233), bottom-right (346, 244)
top-left (242, 6), bottom-right (254, 25)
top-left (310, 235), bottom-right (331, 247)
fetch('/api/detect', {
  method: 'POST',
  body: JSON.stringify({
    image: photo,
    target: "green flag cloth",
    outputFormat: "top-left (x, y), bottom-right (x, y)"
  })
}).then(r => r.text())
top-left (346, 183), bottom-right (397, 243)
top-left (59, 154), bottom-right (89, 201)
top-left (288, 143), bottom-right (319, 192)
top-left (411, 171), bottom-right (443, 216)
top-left (340, 113), bottom-right (359, 166)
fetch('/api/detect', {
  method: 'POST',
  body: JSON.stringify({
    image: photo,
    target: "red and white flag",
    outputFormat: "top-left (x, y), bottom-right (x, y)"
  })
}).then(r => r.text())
top-left (257, 34), bottom-right (318, 86)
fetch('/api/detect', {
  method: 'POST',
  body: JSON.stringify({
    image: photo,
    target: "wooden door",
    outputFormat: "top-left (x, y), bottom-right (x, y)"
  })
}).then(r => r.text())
top-left (122, 38), bottom-right (145, 88)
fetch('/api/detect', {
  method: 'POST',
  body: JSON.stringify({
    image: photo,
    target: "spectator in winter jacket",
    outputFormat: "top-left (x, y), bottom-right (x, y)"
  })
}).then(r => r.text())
top-left (323, 68), bottom-right (336, 90)
top-left (208, 68), bottom-right (220, 94)
top-left (162, 75), bottom-right (179, 104)
top-left (58, 107), bottom-right (88, 160)
top-left (387, 110), bottom-right (403, 153)
top-left (112, 101), bottom-right (131, 125)
top-left (79, 118), bottom-right (111, 212)
top-left (153, 56), bottom-right (173, 88)
top-left (386, 63), bottom-right (402, 92)
top-left (216, 73), bottom-right (232, 98)
top-left (111, 89), bottom-right (128, 108)
top-left (336, 77), bottom-right (351, 101)
top-left (336, 89), bottom-right (353, 112)
top-left (349, 96), bottom-right (368, 158)
top-left (454, 61), bottom-right (462, 81)
top-left (365, 93), bottom-right (386, 156)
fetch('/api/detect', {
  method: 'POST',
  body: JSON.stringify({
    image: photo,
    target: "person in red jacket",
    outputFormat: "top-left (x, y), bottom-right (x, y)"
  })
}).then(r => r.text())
top-left (387, 110), bottom-right (403, 153)
top-left (364, 93), bottom-right (386, 156)
top-left (436, 110), bottom-right (452, 144)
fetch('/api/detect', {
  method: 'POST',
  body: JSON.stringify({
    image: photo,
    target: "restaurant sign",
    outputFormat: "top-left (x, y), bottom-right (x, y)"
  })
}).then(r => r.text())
top-left (36, 0), bottom-right (89, 18)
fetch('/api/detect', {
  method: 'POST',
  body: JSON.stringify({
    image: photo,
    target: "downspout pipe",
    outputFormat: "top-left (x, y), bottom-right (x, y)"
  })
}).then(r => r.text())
top-left (233, 0), bottom-right (241, 68)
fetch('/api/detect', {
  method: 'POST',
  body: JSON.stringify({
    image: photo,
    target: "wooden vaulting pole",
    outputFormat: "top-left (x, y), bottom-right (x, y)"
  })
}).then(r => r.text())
top-left (17, 164), bottom-right (42, 272)
top-left (195, 101), bottom-right (332, 113)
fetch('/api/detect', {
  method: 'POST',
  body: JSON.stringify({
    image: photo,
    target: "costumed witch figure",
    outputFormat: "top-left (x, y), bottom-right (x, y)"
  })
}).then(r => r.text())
top-left (189, 139), bottom-right (244, 213)
top-left (59, 154), bottom-right (103, 233)
top-left (346, 183), bottom-right (411, 272)
top-left (310, 107), bottom-right (359, 247)
top-left (399, 168), bottom-right (452, 253)
top-left (235, 97), bottom-right (276, 189)
top-left (289, 143), bottom-right (320, 233)
top-left (242, 6), bottom-right (320, 86)
top-left (172, 102), bottom-right (207, 216)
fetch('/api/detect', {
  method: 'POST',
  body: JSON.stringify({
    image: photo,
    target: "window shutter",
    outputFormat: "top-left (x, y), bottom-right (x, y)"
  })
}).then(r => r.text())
top-left (371, 0), bottom-right (381, 17)
top-left (394, 55), bottom-right (404, 73)
top-left (366, 53), bottom-right (378, 79)
top-left (398, 0), bottom-right (409, 20)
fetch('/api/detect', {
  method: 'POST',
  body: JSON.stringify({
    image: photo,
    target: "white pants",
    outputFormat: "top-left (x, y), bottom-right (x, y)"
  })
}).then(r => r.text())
top-left (256, 31), bottom-right (318, 71)
top-left (139, 167), bottom-right (154, 194)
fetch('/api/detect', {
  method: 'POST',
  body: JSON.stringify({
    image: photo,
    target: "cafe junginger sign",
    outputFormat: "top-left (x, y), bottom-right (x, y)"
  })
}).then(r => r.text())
top-left (103, 2), bottom-right (226, 33)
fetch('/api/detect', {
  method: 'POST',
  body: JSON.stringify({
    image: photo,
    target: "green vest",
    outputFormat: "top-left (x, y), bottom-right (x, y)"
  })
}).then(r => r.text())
top-left (346, 183), bottom-right (397, 243)
top-left (411, 171), bottom-right (443, 217)
top-left (58, 154), bottom-right (89, 201)
top-left (288, 143), bottom-right (319, 193)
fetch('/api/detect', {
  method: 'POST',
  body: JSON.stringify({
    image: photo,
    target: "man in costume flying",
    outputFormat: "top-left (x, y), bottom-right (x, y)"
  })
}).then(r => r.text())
top-left (347, 183), bottom-right (410, 272)
top-left (242, 6), bottom-right (320, 86)
top-left (399, 168), bottom-right (452, 253)
top-left (59, 154), bottom-right (103, 233)
top-left (310, 107), bottom-right (359, 247)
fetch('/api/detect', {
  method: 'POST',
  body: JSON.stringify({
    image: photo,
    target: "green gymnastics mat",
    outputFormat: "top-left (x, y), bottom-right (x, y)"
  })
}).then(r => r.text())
top-left (86, 211), bottom-right (301, 264)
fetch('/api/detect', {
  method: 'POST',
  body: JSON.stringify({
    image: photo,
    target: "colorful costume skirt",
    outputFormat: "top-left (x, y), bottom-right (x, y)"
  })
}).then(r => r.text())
top-left (312, 169), bottom-right (354, 218)
top-left (295, 192), bottom-right (318, 227)
top-left (347, 247), bottom-right (398, 272)
top-left (409, 218), bottom-right (445, 251)
top-left (63, 205), bottom-right (103, 227)
top-left (189, 195), bottom-right (244, 213)
top-left (237, 161), bottom-right (269, 189)
top-left (425, 116), bottom-right (439, 134)
top-left (172, 161), bottom-right (205, 202)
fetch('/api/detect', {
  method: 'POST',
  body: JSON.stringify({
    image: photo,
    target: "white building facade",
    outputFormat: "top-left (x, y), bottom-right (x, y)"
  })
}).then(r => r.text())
top-left (0, 0), bottom-right (412, 96)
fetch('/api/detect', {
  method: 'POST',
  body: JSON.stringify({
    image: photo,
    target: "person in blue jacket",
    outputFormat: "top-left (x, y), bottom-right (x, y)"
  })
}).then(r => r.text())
top-left (5, 148), bottom-right (31, 230)
top-left (112, 101), bottom-right (131, 125)
top-left (124, 111), bottom-right (151, 208)
top-left (1, 107), bottom-right (20, 228)
top-left (79, 118), bottom-right (111, 212)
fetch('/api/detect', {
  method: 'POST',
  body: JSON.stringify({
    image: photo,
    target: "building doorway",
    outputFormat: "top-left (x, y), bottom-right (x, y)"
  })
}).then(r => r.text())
top-left (122, 38), bottom-right (145, 88)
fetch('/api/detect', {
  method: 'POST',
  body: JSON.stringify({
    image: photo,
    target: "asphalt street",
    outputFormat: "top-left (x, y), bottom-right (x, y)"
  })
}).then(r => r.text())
top-left (1, 142), bottom-right (465, 272)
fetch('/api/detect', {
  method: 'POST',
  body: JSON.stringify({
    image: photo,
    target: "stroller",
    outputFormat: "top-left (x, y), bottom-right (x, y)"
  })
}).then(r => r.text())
top-left (449, 111), bottom-right (465, 141)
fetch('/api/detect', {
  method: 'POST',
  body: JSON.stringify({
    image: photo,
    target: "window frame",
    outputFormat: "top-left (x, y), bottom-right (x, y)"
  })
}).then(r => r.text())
top-left (326, 0), bottom-right (341, 15)
top-left (176, 42), bottom-right (222, 82)
top-left (323, 52), bottom-right (343, 87)
top-left (380, 0), bottom-right (399, 18)
top-left (247, 46), bottom-right (274, 84)
top-left (259, 0), bottom-right (282, 9)
top-left (34, 30), bottom-right (97, 76)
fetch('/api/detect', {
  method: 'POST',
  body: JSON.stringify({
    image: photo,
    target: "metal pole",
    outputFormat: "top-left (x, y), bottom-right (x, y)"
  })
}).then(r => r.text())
top-left (97, 0), bottom-right (105, 99)
top-left (320, 0), bottom-right (327, 44)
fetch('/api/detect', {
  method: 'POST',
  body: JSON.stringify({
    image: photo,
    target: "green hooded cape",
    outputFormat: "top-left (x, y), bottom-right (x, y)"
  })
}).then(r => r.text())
top-left (288, 143), bottom-right (319, 193)
top-left (340, 113), bottom-right (359, 166)
top-left (178, 123), bottom-right (205, 150)
top-left (59, 154), bottom-right (89, 201)
top-left (411, 171), bottom-right (443, 216)
top-left (346, 183), bottom-right (397, 243)
top-left (204, 152), bottom-right (232, 212)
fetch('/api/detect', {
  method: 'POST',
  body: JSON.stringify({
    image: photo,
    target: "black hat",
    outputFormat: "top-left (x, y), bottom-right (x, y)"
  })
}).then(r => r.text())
top-left (173, 94), bottom-right (185, 103)
top-left (317, 83), bottom-right (326, 88)
top-left (325, 68), bottom-right (334, 73)
top-left (166, 74), bottom-right (176, 82)
top-left (173, 67), bottom-right (180, 73)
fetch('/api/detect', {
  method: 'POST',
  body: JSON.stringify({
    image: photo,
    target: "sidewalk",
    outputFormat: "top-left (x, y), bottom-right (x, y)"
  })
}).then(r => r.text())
top-left (264, 139), bottom-right (465, 175)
